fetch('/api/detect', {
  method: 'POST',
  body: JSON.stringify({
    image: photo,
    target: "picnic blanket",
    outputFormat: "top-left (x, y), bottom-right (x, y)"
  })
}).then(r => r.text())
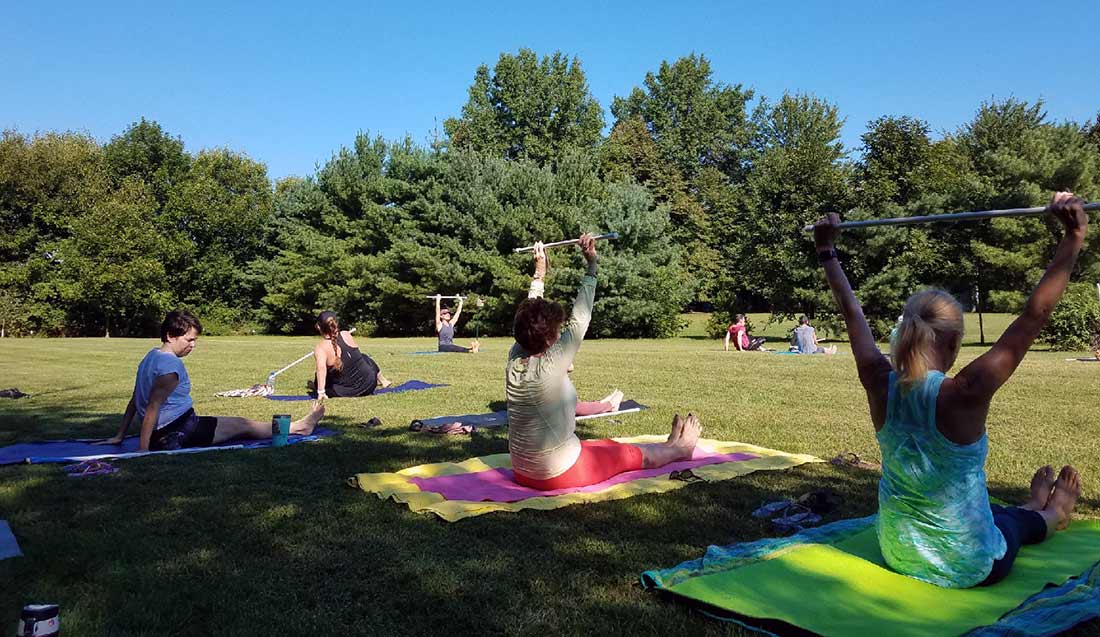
top-left (641, 513), bottom-right (1100, 637)
top-left (266, 380), bottom-right (447, 401)
top-left (0, 428), bottom-right (338, 465)
top-left (408, 400), bottom-right (647, 432)
top-left (348, 435), bottom-right (819, 522)
top-left (0, 520), bottom-right (21, 560)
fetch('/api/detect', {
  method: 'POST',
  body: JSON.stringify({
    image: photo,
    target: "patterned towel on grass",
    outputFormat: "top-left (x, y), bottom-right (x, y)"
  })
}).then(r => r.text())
top-left (408, 400), bottom-right (647, 431)
top-left (641, 514), bottom-right (1100, 637)
top-left (348, 435), bottom-right (819, 522)
top-left (266, 380), bottom-right (447, 401)
top-left (0, 428), bottom-right (338, 465)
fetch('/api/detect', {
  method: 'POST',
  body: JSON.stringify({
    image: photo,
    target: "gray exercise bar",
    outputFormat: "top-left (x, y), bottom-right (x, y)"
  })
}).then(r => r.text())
top-left (801, 203), bottom-right (1099, 232)
top-left (513, 232), bottom-right (620, 253)
top-left (425, 295), bottom-right (467, 300)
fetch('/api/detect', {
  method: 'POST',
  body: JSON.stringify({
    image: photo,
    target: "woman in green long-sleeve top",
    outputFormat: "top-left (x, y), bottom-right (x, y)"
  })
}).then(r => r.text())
top-left (505, 233), bottom-right (702, 491)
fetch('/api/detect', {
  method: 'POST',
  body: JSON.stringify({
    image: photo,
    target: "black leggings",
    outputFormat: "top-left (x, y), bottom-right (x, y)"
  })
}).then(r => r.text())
top-left (150, 409), bottom-right (219, 450)
top-left (438, 343), bottom-right (471, 353)
top-left (980, 504), bottom-right (1048, 585)
top-left (745, 336), bottom-right (767, 351)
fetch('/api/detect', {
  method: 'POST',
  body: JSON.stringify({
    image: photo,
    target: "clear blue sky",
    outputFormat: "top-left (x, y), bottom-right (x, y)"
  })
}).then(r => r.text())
top-left (4, 1), bottom-right (1097, 179)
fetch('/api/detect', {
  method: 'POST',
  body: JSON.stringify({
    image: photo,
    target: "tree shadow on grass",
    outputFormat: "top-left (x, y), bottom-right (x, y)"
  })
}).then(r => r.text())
top-left (0, 449), bottom-right (885, 634)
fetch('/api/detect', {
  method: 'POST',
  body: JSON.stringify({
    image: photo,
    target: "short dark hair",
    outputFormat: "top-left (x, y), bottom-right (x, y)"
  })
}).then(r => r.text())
top-left (160, 310), bottom-right (203, 342)
top-left (513, 298), bottom-right (567, 355)
top-left (799, 315), bottom-right (810, 325)
top-left (735, 313), bottom-right (746, 323)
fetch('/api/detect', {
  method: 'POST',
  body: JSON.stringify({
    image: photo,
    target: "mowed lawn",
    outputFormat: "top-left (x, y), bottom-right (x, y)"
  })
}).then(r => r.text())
top-left (1, 315), bottom-right (1099, 635)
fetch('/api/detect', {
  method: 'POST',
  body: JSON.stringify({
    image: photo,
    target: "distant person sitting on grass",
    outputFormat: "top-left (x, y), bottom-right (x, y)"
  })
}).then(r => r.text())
top-left (96, 310), bottom-right (324, 451)
top-left (312, 311), bottom-right (392, 399)
top-left (811, 190), bottom-right (1086, 588)
top-left (724, 314), bottom-right (768, 352)
top-left (435, 296), bottom-right (480, 353)
top-left (792, 315), bottom-right (837, 355)
top-left (507, 233), bottom-right (700, 491)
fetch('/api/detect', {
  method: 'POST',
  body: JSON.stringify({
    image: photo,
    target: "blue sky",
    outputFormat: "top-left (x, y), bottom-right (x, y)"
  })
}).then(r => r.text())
top-left (4, 1), bottom-right (1098, 179)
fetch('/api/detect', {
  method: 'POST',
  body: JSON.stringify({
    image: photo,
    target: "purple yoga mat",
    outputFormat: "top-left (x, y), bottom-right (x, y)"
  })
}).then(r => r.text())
top-left (408, 448), bottom-right (758, 503)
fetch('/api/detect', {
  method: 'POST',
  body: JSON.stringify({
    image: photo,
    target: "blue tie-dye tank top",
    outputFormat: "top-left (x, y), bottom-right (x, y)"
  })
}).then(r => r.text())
top-left (876, 370), bottom-right (1007, 588)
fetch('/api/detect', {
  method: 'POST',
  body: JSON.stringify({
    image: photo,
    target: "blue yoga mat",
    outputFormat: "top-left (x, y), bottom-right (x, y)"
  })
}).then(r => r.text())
top-left (409, 400), bottom-right (647, 430)
top-left (407, 351), bottom-right (443, 356)
top-left (0, 428), bottom-right (338, 466)
top-left (0, 520), bottom-right (20, 560)
top-left (266, 379), bottom-right (446, 402)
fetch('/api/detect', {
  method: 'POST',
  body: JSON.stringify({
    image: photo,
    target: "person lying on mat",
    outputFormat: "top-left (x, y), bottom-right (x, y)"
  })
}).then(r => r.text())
top-left (792, 315), bottom-right (837, 354)
top-left (435, 296), bottom-right (479, 353)
top-left (313, 311), bottom-right (392, 399)
top-left (97, 310), bottom-right (324, 451)
top-left (528, 240), bottom-right (623, 416)
top-left (724, 314), bottom-right (767, 352)
top-left (507, 233), bottom-right (700, 490)
top-left (811, 190), bottom-right (1085, 588)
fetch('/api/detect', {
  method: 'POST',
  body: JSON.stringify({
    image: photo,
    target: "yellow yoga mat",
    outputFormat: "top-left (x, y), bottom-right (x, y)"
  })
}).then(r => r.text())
top-left (348, 435), bottom-right (820, 522)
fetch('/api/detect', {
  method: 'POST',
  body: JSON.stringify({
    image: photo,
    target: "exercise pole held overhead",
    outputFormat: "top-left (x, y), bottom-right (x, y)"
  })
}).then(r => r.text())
top-left (800, 202), bottom-right (1099, 233)
top-left (425, 295), bottom-right (467, 300)
top-left (513, 232), bottom-right (620, 253)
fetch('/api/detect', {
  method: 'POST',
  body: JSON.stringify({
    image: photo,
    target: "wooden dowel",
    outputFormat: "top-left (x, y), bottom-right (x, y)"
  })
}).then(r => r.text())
top-left (513, 232), bottom-right (620, 253)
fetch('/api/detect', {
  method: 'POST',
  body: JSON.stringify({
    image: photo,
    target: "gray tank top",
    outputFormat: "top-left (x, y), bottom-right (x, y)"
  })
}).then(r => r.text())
top-left (794, 325), bottom-right (817, 354)
top-left (438, 323), bottom-right (455, 345)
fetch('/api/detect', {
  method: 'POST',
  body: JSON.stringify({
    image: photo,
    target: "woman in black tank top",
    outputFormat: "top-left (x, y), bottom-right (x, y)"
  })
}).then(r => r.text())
top-left (312, 311), bottom-right (392, 398)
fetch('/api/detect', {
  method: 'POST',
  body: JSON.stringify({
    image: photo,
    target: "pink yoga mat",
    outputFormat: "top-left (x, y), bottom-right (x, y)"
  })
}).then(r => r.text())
top-left (408, 449), bottom-right (758, 503)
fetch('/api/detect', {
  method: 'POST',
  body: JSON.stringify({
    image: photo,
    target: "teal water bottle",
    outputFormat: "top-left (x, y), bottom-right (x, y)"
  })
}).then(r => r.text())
top-left (271, 414), bottom-right (291, 447)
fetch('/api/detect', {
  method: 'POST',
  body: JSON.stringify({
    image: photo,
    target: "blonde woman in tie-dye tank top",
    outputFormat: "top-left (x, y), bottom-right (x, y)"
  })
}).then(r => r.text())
top-left (809, 192), bottom-right (1086, 587)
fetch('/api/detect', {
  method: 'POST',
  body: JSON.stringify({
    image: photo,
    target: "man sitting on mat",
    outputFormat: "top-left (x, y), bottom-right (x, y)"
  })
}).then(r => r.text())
top-left (97, 310), bottom-right (324, 451)
top-left (313, 311), bottom-right (392, 399)
top-left (506, 233), bottom-right (700, 491)
top-left (527, 241), bottom-right (623, 416)
top-left (724, 314), bottom-right (767, 352)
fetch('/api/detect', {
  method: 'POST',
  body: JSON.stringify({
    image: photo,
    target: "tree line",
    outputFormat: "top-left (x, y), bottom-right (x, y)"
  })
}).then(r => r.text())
top-left (2, 49), bottom-right (1099, 343)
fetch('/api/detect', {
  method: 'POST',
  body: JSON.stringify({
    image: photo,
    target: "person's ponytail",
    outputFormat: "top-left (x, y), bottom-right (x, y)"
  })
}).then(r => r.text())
top-left (891, 290), bottom-right (964, 389)
top-left (325, 315), bottom-right (343, 372)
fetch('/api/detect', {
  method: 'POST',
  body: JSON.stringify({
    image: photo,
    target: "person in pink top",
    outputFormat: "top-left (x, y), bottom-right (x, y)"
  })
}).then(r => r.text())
top-left (724, 314), bottom-right (767, 352)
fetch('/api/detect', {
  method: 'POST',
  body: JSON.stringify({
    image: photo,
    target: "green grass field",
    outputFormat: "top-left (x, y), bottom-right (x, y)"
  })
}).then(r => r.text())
top-left (2, 315), bottom-right (1099, 635)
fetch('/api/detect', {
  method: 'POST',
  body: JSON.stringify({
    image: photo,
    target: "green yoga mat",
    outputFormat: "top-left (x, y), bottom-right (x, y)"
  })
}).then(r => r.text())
top-left (646, 518), bottom-right (1100, 637)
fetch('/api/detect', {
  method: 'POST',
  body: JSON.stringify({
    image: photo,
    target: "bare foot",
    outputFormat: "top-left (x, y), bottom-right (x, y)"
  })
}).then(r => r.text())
top-left (599, 389), bottom-right (624, 412)
top-left (290, 401), bottom-right (326, 435)
top-left (666, 414), bottom-right (685, 445)
top-left (378, 374), bottom-right (393, 389)
top-left (470, 340), bottom-right (480, 353)
top-left (1044, 465), bottom-right (1083, 531)
top-left (1022, 465), bottom-right (1055, 511)
top-left (675, 413), bottom-right (702, 451)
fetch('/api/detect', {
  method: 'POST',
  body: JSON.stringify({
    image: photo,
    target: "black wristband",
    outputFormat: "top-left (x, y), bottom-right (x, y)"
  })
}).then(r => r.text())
top-left (817, 249), bottom-right (838, 263)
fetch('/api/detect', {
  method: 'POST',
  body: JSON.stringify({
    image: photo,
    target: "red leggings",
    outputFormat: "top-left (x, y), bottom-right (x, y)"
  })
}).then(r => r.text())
top-left (514, 439), bottom-right (644, 490)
